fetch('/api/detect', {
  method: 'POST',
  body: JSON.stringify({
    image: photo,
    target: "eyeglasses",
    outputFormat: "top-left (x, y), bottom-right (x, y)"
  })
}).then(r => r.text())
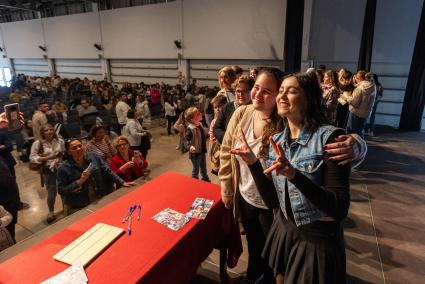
top-left (117, 143), bottom-right (128, 147)
top-left (44, 129), bottom-right (54, 132)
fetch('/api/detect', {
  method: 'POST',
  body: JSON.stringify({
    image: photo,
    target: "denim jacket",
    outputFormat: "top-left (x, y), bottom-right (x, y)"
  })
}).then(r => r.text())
top-left (267, 124), bottom-right (340, 226)
top-left (57, 152), bottom-right (124, 208)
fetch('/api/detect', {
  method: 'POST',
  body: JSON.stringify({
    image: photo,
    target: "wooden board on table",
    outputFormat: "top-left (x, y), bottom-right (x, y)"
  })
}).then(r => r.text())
top-left (53, 223), bottom-right (124, 267)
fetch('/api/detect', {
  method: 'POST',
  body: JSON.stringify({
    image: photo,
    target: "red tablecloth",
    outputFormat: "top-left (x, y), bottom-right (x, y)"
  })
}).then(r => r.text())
top-left (0, 172), bottom-right (232, 284)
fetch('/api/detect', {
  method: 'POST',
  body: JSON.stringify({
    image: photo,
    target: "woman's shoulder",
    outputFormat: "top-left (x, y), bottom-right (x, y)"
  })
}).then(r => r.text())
top-left (316, 125), bottom-right (345, 144)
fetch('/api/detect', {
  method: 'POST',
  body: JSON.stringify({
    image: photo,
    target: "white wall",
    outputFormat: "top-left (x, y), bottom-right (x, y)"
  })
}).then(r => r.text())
top-left (43, 12), bottom-right (102, 59)
top-left (183, 0), bottom-right (286, 60)
top-left (101, 2), bottom-right (181, 59)
top-left (2, 19), bottom-right (45, 58)
top-left (307, 0), bottom-right (366, 71)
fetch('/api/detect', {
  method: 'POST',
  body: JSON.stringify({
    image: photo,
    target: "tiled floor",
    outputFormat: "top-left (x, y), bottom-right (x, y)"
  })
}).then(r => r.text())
top-left (2, 123), bottom-right (425, 283)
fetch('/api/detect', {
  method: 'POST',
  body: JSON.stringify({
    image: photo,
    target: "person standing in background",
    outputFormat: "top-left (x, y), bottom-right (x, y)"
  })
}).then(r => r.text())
top-left (32, 101), bottom-right (49, 141)
top-left (116, 93), bottom-right (131, 132)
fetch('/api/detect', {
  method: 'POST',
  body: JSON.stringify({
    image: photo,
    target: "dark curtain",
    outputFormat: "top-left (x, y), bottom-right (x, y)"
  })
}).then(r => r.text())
top-left (357, 0), bottom-right (377, 71)
top-left (399, 1), bottom-right (425, 131)
top-left (284, 0), bottom-right (304, 73)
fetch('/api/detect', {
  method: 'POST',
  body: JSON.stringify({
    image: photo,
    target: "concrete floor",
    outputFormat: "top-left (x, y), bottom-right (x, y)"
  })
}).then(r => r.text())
top-left (2, 122), bottom-right (425, 283)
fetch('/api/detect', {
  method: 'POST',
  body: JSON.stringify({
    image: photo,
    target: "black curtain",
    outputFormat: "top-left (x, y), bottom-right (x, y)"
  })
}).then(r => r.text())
top-left (357, 0), bottom-right (377, 71)
top-left (284, 0), bottom-right (304, 73)
top-left (399, 1), bottom-right (425, 131)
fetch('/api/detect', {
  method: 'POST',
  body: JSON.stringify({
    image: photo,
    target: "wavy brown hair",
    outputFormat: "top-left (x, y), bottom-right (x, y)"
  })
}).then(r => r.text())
top-left (256, 67), bottom-right (286, 159)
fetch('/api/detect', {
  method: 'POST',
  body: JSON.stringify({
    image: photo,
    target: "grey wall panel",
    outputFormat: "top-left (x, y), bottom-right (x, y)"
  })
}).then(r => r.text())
top-left (190, 59), bottom-right (284, 87)
top-left (55, 59), bottom-right (102, 80)
top-left (13, 59), bottom-right (49, 76)
top-left (110, 59), bottom-right (178, 85)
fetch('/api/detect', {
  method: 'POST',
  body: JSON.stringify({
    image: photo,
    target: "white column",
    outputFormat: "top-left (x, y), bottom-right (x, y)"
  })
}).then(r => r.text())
top-left (47, 58), bottom-right (56, 76)
top-left (101, 59), bottom-right (111, 82)
top-left (178, 57), bottom-right (189, 87)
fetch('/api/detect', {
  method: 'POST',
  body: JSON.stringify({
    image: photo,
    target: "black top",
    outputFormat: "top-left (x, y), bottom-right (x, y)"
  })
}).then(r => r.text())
top-left (248, 132), bottom-right (350, 223)
top-left (213, 102), bottom-right (236, 144)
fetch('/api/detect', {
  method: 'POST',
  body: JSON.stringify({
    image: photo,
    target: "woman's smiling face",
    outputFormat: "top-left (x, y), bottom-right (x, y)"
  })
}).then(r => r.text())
top-left (276, 76), bottom-right (307, 120)
top-left (251, 73), bottom-right (279, 113)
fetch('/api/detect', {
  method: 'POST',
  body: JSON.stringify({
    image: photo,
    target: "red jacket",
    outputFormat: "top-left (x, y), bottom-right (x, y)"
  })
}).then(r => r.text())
top-left (150, 89), bottom-right (161, 104)
top-left (109, 150), bottom-right (148, 182)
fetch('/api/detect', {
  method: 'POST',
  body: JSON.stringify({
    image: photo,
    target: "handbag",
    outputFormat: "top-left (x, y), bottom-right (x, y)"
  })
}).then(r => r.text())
top-left (209, 140), bottom-right (221, 175)
top-left (28, 141), bottom-right (44, 171)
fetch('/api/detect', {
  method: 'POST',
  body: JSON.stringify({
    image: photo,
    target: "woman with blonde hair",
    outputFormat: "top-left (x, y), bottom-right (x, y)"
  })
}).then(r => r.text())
top-left (30, 123), bottom-right (65, 223)
top-left (110, 136), bottom-right (147, 182)
top-left (216, 66), bottom-right (237, 102)
top-left (321, 70), bottom-right (339, 125)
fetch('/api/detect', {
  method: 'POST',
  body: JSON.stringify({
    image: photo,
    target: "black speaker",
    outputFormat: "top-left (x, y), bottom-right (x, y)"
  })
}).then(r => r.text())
top-left (94, 43), bottom-right (103, 51)
top-left (174, 40), bottom-right (182, 49)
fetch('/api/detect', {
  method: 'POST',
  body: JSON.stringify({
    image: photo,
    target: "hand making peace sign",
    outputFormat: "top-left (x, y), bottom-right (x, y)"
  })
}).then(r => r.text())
top-left (230, 128), bottom-right (258, 165)
top-left (263, 136), bottom-right (296, 180)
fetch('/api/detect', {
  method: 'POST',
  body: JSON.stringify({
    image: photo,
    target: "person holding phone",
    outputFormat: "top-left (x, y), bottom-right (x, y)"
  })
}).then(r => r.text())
top-left (109, 136), bottom-right (148, 182)
top-left (0, 111), bottom-right (30, 211)
top-left (57, 139), bottom-right (134, 211)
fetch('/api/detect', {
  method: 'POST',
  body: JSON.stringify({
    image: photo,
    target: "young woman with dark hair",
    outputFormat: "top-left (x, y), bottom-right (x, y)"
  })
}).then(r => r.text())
top-left (231, 73), bottom-right (350, 284)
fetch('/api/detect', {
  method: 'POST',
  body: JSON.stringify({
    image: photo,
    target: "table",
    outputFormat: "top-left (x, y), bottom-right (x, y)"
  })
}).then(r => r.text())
top-left (0, 172), bottom-right (235, 283)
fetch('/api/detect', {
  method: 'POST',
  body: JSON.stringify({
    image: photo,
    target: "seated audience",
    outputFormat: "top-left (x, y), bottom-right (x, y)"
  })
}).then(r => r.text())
top-left (77, 98), bottom-right (98, 132)
top-left (57, 139), bottom-right (133, 210)
top-left (110, 136), bottom-right (148, 182)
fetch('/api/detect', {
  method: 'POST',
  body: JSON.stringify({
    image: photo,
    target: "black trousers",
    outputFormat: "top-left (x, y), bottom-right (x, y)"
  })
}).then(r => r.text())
top-left (239, 196), bottom-right (274, 283)
top-left (166, 115), bottom-right (177, 135)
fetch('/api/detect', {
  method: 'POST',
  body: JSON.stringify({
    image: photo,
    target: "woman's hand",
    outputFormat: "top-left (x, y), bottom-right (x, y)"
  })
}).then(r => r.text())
top-left (0, 111), bottom-right (24, 129)
top-left (221, 195), bottom-right (233, 209)
top-left (189, 145), bottom-right (196, 153)
top-left (263, 137), bottom-right (296, 179)
top-left (76, 169), bottom-right (90, 187)
top-left (120, 161), bottom-right (135, 172)
top-left (230, 128), bottom-right (257, 165)
top-left (122, 181), bottom-right (135, 187)
top-left (324, 135), bottom-right (357, 165)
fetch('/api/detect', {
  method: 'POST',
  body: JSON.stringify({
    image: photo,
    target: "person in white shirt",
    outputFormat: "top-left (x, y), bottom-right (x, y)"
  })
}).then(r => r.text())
top-left (115, 93), bottom-right (131, 131)
top-left (122, 110), bottom-right (149, 159)
top-left (164, 96), bottom-right (177, 135)
top-left (30, 123), bottom-right (65, 223)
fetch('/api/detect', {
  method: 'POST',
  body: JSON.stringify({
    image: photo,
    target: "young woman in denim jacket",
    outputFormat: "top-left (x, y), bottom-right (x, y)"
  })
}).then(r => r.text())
top-left (57, 139), bottom-right (134, 210)
top-left (231, 73), bottom-right (350, 284)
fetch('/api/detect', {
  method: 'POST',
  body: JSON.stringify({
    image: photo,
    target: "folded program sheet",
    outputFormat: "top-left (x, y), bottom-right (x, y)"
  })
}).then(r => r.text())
top-left (53, 223), bottom-right (124, 266)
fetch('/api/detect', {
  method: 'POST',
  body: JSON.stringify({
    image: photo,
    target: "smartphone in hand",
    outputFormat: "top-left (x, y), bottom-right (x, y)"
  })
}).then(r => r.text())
top-left (4, 103), bottom-right (21, 131)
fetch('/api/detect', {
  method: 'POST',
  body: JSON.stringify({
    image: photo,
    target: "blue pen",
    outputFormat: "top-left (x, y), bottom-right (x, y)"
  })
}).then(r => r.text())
top-left (122, 205), bottom-right (137, 223)
top-left (122, 206), bottom-right (133, 223)
top-left (137, 205), bottom-right (141, 221)
top-left (127, 214), bottom-right (132, 235)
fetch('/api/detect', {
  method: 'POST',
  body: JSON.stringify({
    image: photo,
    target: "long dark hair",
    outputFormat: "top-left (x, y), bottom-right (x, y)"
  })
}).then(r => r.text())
top-left (283, 73), bottom-right (328, 133)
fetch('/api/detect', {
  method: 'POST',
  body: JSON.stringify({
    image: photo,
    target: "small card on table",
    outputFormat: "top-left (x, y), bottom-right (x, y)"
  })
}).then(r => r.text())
top-left (186, 198), bottom-right (214, 219)
top-left (152, 208), bottom-right (190, 231)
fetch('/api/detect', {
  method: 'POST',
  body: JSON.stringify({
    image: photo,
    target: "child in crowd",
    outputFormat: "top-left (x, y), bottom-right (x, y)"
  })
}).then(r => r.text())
top-left (184, 107), bottom-right (210, 182)
top-left (208, 94), bottom-right (228, 144)
top-left (208, 95), bottom-right (227, 175)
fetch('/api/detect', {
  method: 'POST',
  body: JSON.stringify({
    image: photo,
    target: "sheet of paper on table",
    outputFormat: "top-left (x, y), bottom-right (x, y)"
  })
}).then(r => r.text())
top-left (41, 264), bottom-right (88, 284)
